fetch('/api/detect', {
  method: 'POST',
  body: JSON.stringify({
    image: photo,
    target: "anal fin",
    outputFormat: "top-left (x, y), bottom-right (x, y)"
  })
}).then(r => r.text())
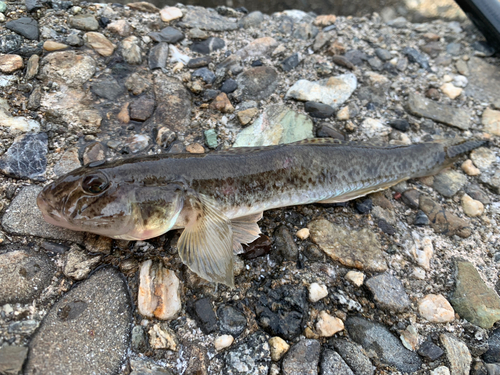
top-left (231, 212), bottom-right (263, 254)
top-left (177, 194), bottom-right (234, 287)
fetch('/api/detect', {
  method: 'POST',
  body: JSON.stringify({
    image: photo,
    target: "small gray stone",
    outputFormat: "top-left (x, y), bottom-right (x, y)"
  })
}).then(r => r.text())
top-left (148, 26), bottom-right (184, 44)
top-left (293, 22), bottom-right (319, 40)
top-left (25, 268), bottom-right (131, 375)
top-left (0, 346), bottom-right (28, 375)
top-left (346, 316), bottom-right (422, 373)
top-left (0, 247), bottom-right (55, 304)
top-left (304, 101), bottom-right (334, 118)
top-left (446, 42), bottom-right (462, 56)
top-left (282, 339), bottom-right (321, 375)
top-left (344, 50), bottom-right (367, 66)
top-left (218, 305), bottom-right (247, 337)
top-left (321, 349), bottom-right (355, 375)
top-left (148, 42), bottom-right (169, 70)
top-left (69, 14), bottom-right (99, 31)
top-left (407, 92), bottom-right (470, 130)
top-left (130, 97), bottom-right (155, 121)
top-left (433, 170), bottom-right (468, 197)
top-left (273, 225), bottom-right (299, 261)
top-left (2, 185), bottom-right (84, 242)
top-left (368, 56), bottom-right (383, 70)
top-left (179, 6), bottom-right (238, 31)
top-left (190, 37), bottom-right (225, 55)
top-left (375, 48), bottom-right (392, 61)
top-left (0, 133), bottom-right (47, 180)
top-left (91, 77), bottom-right (124, 100)
top-left (417, 340), bottom-right (444, 361)
top-left (0, 34), bottom-right (23, 54)
top-left (239, 11), bottom-right (264, 28)
top-left (365, 273), bottom-right (411, 312)
top-left (402, 47), bottom-right (430, 70)
top-left (281, 53), bottom-right (301, 72)
top-left (331, 339), bottom-right (374, 375)
top-left (192, 67), bottom-right (216, 84)
top-left (25, 0), bottom-right (43, 12)
top-left (235, 66), bottom-right (278, 101)
top-left (131, 325), bottom-right (147, 352)
top-left (6, 17), bottom-right (39, 40)
top-left (223, 331), bottom-right (270, 375)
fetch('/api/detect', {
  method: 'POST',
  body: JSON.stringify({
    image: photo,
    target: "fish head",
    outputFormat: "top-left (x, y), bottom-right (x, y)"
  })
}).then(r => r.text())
top-left (37, 164), bottom-right (184, 241)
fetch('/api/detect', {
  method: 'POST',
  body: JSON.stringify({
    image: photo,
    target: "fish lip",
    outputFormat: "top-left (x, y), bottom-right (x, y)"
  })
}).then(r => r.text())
top-left (37, 190), bottom-right (65, 225)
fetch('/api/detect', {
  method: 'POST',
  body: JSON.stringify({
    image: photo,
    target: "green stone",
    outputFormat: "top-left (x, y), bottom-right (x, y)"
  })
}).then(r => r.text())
top-left (450, 260), bottom-right (500, 329)
top-left (0, 2), bottom-right (7, 12)
top-left (233, 104), bottom-right (313, 147)
top-left (204, 129), bottom-right (218, 149)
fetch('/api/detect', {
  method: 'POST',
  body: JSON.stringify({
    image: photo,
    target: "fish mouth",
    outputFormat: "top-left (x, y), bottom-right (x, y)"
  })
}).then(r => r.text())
top-left (37, 191), bottom-right (70, 228)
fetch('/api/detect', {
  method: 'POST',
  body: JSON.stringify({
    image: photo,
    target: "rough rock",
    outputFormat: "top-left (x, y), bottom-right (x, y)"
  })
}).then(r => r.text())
top-left (84, 32), bottom-right (116, 56)
top-left (418, 340), bottom-right (444, 361)
top-left (160, 6), bottom-right (183, 22)
top-left (407, 92), bottom-right (470, 130)
top-left (148, 323), bottom-right (179, 351)
top-left (148, 42), bottom-right (169, 70)
top-left (235, 66), bottom-right (279, 101)
top-left (331, 339), bottom-right (375, 375)
top-left (465, 57), bottom-right (500, 103)
top-left (0, 99), bottom-right (40, 132)
top-left (0, 247), bottom-right (55, 304)
top-left (6, 17), bottom-right (39, 40)
top-left (191, 37), bottom-right (225, 54)
top-left (440, 334), bottom-right (472, 375)
top-left (419, 195), bottom-right (471, 238)
top-left (235, 37), bottom-right (278, 59)
top-left (189, 297), bottom-right (218, 334)
top-left (0, 133), bottom-right (47, 180)
top-left (2, 185), bottom-right (84, 242)
top-left (346, 316), bottom-right (422, 373)
top-left (461, 194), bottom-right (484, 217)
top-left (224, 332), bottom-right (270, 375)
top-left (63, 245), bottom-right (101, 280)
top-left (308, 282), bottom-right (328, 302)
top-left (41, 51), bottom-right (96, 87)
top-left (433, 170), bottom-right (468, 197)
top-left (320, 349), bottom-right (354, 375)
top-left (218, 305), bottom-right (247, 337)
top-left (282, 339), bottom-right (321, 375)
top-left (418, 294), bottom-right (455, 323)
top-left (138, 260), bottom-right (181, 320)
top-left (451, 260), bottom-right (500, 329)
top-left (268, 336), bottom-right (289, 361)
top-left (233, 104), bottom-right (313, 147)
top-left (365, 273), bottom-right (411, 312)
top-left (0, 346), bottom-right (28, 375)
top-left (285, 74), bottom-right (357, 109)
top-left (69, 14), bottom-right (99, 31)
top-left (308, 219), bottom-right (387, 272)
top-left (179, 6), bottom-right (238, 31)
top-left (215, 335), bottom-right (235, 350)
top-left (25, 268), bottom-right (131, 374)
top-left (483, 328), bottom-right (500, 363)
top-left (316, 311), bottom-right (344, 337)
top-left (0, 54), bottom-right (23, 73)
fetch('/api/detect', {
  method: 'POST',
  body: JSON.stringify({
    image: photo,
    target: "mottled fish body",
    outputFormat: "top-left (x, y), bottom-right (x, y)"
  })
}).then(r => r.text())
top-left (37, 139), bottom-right (485, 286)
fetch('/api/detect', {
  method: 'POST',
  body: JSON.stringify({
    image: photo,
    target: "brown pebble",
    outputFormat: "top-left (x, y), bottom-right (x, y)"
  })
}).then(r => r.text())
top-left (117, 102), bottom-right (130, 123)
top-left (331, 55), bottom-right (354, 70)
top-left (426, 88), bottom-right (440, 100)
top-left (0, 54), bottom-right (23, 73)
top-left (186, 143), bottom-right (204, 153)
top-left (210, 93), bottom-right (234, 113)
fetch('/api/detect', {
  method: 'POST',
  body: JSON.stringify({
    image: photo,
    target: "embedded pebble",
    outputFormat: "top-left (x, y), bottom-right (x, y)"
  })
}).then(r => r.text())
top-left (470, 147), bottom-right (496, 170)
top-left (308, 282), bottom-right (328, 302)
top-left (461, 194), bottom-right (484, 217)
top-left (411, 234), bottom-right (434, 270)
top-left (138, 260), bottom-right (181, 320)
top-left (149, 323), bottom-right (179, 351)
top-left (440, 83), bottom-right (462, 99)
top-left (84, 32), bottom-right (116, 56)
top-left (282, 339), bottom-right (321, 375)
top-left (0, 132), bottom-right (47, 180)
top-left (0, 54), bottom-right (23, 73)
top-left (345, 270), bottom-right (365, 286)
top-left (237, 107), bottom-right (258, 125)
top-left (296, 228), bottom-right (310, 240)
top-left (461, 159), bottom-right (480, 176)
top-left (215, 335), bottom-right (235, 351)
top-left (43, 40), bottom-right (68, 51)
top-left (218, 305), bottom-right (247, 337)
top-left (433, 170), bottom-right (468, 197)
top-left (223, 332), bottom-right (270, 375)
top-left (160, 6), bottom-right (183, 22)
top-left (63, 245), bottom-right (101, 280)
top-left (418, 294), bottom-right (455, 323)
top-left (365, 273), bottom-right (411, 312)
top-left (268, 336), bottom-right (290, 361)
top-left (321, 349), bottom-right (354, 375)
top-left (482, 108), bottom-right (500, 136)
top-left (0, 99), bottom-right (40, 131)
top-left (331, 339), bottom-right (374, 375)
top-left (316, 311), bottom-right (344, 337)
top-left (440, 334), bottom-right (471, 375)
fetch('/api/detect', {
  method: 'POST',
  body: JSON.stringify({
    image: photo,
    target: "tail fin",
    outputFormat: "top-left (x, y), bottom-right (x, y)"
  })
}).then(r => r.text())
top-left (445, 139), bottom-right (488, 159)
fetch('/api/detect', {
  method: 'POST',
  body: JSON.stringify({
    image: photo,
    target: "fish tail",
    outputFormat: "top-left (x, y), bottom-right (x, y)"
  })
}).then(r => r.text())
top-left (445, 139), bottom-right (488, 159)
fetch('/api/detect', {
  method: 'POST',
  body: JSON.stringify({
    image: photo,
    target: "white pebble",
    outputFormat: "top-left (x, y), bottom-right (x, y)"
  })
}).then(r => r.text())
top-left (214, 334), bottom-right (234, 350)
top-left (418, 294), bottom-right (455, 323)
top-left (308, 282), bottom-right (328, 302)
top-left (452, 75), bottom-right (468, 88)
top-left (461, 159), bottom-right (480, 176)
top-left (461, 194), bottom-right (484, 217)
top-left (316, 311), bottom-right (344, 337)
top-left (431, 366), bottom-right (451, 375)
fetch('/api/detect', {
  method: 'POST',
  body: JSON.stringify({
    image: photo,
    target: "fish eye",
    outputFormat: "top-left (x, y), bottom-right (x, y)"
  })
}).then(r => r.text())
top-left (82, 173), bottom-right (109, 195)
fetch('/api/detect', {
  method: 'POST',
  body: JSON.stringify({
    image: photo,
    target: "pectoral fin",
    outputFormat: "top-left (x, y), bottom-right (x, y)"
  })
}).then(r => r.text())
top-left (177, 194), bottom-right (234, 287)
top-left (231, 212), bottom-right (263, 254)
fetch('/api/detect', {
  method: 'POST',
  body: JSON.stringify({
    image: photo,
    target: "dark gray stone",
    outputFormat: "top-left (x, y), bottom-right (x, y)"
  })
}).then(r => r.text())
top-left (321, 349), bottom-right (354, 375)
top-left (190, 37), bottom-right (225, 55)
top-left (254, 284), bottom-right (308, 340)
top-left (472, 41), bottom-right (496, 57)
top-left (192, 67), bottom-right (216, 84)
top-left (235, 66), bottom-right (278, 101)
top-left (189, 297), bottom-right (218, 334)
top-left (346, 317), bottom-right (422, 373)
top-left (129, 97), bottom-right (155, 121)
top-left (0, 346), bottom-right (28, 375)
top-left (414, 210), bottom-right (429, 226)
top-left (25, 268), bottom-right (132, 375)
top-left (282, 339), bottom-right (321, 375)
top-left (148, 42), bottom-right (169, 70)
top-left (91, 78), bottom-right (124, 101)
top-left (368, 56), bottom-right (383, 70)
top-left (446, 42), bottom-right (462, 56)
top-left (483, 327), bottom-right (500, 363)
top-left (180, 6), bottom-right (237, 31)
top-left (0, 247), bottom-right (55, 304)
top-left (272, 225), bottom-right (298, 261)
top-left (465, 184), bottom-right (491, 205)
top-left (417, 340), bottom-right (444, 361)
top-left (278, 16), bottom-right (294, 34)
top-left (331, 339), bottom-right (374, 375)
top-left (0, 34), bottom-right (23, 54)
top-left (365, 273), bottom-right (411, 312)
top-left (344, 50), bottom-right (367, 66)
top-left (218, 305), bottom-right (247, 337)
top-left (223, 331), bottom-right (270, 375)
top-left (433, 170), bottom-right (467, 197)
top-left (187, 56), bottom-right (211, 69)
top-left (375, 48), bottom-right (392, 61)
top-left (6, 17), bottom-right (39, 40)
top-left (281, 53), bottom-right (301, 72)
top-left (25, 0), bottom-right (43, 12)
top-left (407, 92), bottom-right (470, 130)
top-left (304, 101), bottom-right (334, 118)
top-left (402, 47), bottom-right (430, 70)
top-left (388, 119), bottom-right (410, 132)
top-left (0, 132), bottom-right (47, 180)
top-left (220, 79), bottom-right (237, 93)
top-left (148, 27), bottom-right (184, 43)
top-left (239, 11), bottom-right (264, 28)
top-left (355, 198), bottom-right (372, 214)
